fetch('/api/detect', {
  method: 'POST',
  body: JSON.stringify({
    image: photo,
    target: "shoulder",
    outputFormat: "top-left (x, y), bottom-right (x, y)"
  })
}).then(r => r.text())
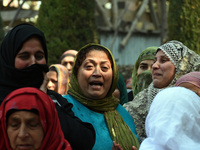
top-left (151, 87), bottom-right (200, 110)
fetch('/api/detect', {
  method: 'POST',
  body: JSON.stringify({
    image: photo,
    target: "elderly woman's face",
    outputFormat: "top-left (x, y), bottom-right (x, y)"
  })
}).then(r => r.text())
top-left (15, 37), bottom-right (46, 69)
top-left (7, 111), bottom-right (44, 150)
top-left (77, 50), bottom-right (113, 99)
top-left (152, 50), bottom-right (175, 88)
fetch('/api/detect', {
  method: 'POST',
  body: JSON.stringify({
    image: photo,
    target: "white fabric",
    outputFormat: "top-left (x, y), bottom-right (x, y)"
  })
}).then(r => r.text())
top-left (139, 87), bottom-right (200, 150)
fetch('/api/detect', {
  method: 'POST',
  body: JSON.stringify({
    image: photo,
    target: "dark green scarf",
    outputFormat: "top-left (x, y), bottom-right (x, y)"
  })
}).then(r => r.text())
top-left (132, 47), bottom-right (157, 96)
top-left (68, 43), bottom-right (140, 149)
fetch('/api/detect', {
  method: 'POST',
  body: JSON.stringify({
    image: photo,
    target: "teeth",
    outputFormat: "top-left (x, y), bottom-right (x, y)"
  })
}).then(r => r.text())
top-left (90, 83), bottom-right (102, 86)
top-left (92, 84), bottom-right (101, 86)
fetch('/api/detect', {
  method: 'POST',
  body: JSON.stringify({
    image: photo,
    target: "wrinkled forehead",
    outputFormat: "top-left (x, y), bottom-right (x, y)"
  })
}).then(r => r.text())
top-left (78, 47), bottom-right (113, 67)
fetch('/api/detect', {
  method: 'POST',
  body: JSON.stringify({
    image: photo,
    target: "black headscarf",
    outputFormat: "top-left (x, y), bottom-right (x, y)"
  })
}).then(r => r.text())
top-left (0, 23), bottom-right (49, 102)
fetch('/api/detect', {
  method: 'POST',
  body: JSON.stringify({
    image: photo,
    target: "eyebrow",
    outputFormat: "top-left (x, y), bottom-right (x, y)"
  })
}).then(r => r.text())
top-left (18, 50), bottom-right (44, 55)
top-left (139, 63), bottom-right (148, 65)
top-left (85, 59), bottom-right (111, 64)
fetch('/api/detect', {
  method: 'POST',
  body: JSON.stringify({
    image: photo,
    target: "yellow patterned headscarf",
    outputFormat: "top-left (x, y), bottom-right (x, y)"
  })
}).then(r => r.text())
top-left (49, 64), bottom-right (69, 95)
top-left (68, 43), bottom-right (140, 149)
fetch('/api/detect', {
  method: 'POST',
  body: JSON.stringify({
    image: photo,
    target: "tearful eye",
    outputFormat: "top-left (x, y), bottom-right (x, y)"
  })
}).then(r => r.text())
top-left (161, 59), bottom-right (169, 63)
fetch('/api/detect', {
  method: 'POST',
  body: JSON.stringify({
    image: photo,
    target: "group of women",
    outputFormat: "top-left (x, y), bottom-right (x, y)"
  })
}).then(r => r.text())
top-left (124, 40), bottom-right (200, 143)
top-left (0, 23), bottom-right (95, 150)
top-left (0, 23), bottom-right (200, 150)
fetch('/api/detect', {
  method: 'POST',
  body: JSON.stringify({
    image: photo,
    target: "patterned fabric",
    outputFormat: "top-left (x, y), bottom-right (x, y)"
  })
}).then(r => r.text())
top-left (0, 87), bottom-right (72, 150)
top-left (123, 40), bottom-right (200, 143)
top-left (132, 47), bottom-right (157, 96)
top-left (49, 64), bottom-right (69, 95)
top-left (68, 43), bottom-right (140, 149)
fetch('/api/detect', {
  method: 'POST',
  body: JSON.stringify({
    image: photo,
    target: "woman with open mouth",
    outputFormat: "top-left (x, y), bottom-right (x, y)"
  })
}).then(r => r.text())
top-left (64, 43), bottom-right (140, 150)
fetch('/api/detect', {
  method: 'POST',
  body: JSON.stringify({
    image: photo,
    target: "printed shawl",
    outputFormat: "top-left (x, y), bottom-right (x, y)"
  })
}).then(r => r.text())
top-left (49, 64), bottom-right (69, 95)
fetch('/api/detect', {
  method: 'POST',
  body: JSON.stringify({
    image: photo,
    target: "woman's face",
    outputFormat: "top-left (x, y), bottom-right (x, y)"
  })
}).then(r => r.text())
top-left (77, 50), bottom-right (113, 99)
top-left (46, 70), bottom-right (58, 92)
top-left (137, 59), bottom-right (154, 75)
top-left (15, 37), bottom-right (46, 69)
top-left (7, 111), bottom-right (44, 150)
top-left (152, 50), bottom-right (175, 88)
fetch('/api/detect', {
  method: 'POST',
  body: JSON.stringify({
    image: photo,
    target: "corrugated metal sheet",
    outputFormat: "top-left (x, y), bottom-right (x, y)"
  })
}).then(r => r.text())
top-left (99, 33), bottom-right (161, 66)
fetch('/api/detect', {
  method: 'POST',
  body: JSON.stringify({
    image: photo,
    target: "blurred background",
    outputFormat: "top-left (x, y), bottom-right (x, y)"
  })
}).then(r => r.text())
top-left (0, 0), bottom-right (200, 80)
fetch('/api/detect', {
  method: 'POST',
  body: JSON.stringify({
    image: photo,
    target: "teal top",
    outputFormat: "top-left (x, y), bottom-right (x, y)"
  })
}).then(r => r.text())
top-left (64, 94), bottom-right (138, 150)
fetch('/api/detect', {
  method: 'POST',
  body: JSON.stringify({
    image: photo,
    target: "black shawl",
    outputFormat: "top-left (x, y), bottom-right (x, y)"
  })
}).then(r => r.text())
top-left (0, 23), bottom-right (48, 102)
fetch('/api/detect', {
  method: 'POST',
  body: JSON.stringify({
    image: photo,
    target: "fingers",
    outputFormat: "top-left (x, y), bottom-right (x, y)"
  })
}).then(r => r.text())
top-left (112, 141), bottom-right (123, 150)
top-left (112, 141), bottom-right (138, 150)
top-left (132, 146), bottom-right (138, 150)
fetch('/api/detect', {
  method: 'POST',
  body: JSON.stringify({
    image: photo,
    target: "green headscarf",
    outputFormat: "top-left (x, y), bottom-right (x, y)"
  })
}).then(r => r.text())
top-left (132, 47), bottom-right (157, 96)
top-left (68, 43), bottom-right (140, 149)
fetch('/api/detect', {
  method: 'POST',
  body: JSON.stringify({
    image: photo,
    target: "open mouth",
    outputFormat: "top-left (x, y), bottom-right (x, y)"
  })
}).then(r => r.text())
top-left (89, 81), bottom-right (103, 86)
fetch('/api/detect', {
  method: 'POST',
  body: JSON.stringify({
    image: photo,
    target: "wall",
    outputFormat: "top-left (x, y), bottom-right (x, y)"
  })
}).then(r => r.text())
top-left (99, 32), bottom-right (161, 81)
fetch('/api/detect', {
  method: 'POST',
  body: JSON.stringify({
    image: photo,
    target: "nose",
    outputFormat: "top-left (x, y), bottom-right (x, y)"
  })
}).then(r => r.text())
top-left (152, 61), bottom-right (159, 70)
top-left (92, 66), bottom-right (101, 77)
top-left (66, 63), bottom-right (72, 71)
top-left (18, 125), bottom-right (28, 139)
top-left (47, 80), bottom-right (53, 88)
top-left (30, 55), bottom-right (36, 65)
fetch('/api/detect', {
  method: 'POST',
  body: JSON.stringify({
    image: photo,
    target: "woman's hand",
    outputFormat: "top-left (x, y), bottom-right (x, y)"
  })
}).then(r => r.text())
top-left (112, 141), bottom-right (138, 150)
top-left (40, 73), bottom-right (48, 93)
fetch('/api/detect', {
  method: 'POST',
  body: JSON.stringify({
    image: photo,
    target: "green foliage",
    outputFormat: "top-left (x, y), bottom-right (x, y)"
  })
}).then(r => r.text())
top-left (36, 0), bottom-right (98, 65)
top-left (168, 0), bottom-right (200, 54)
top-left (0, 15), bottom-right (5, 44)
